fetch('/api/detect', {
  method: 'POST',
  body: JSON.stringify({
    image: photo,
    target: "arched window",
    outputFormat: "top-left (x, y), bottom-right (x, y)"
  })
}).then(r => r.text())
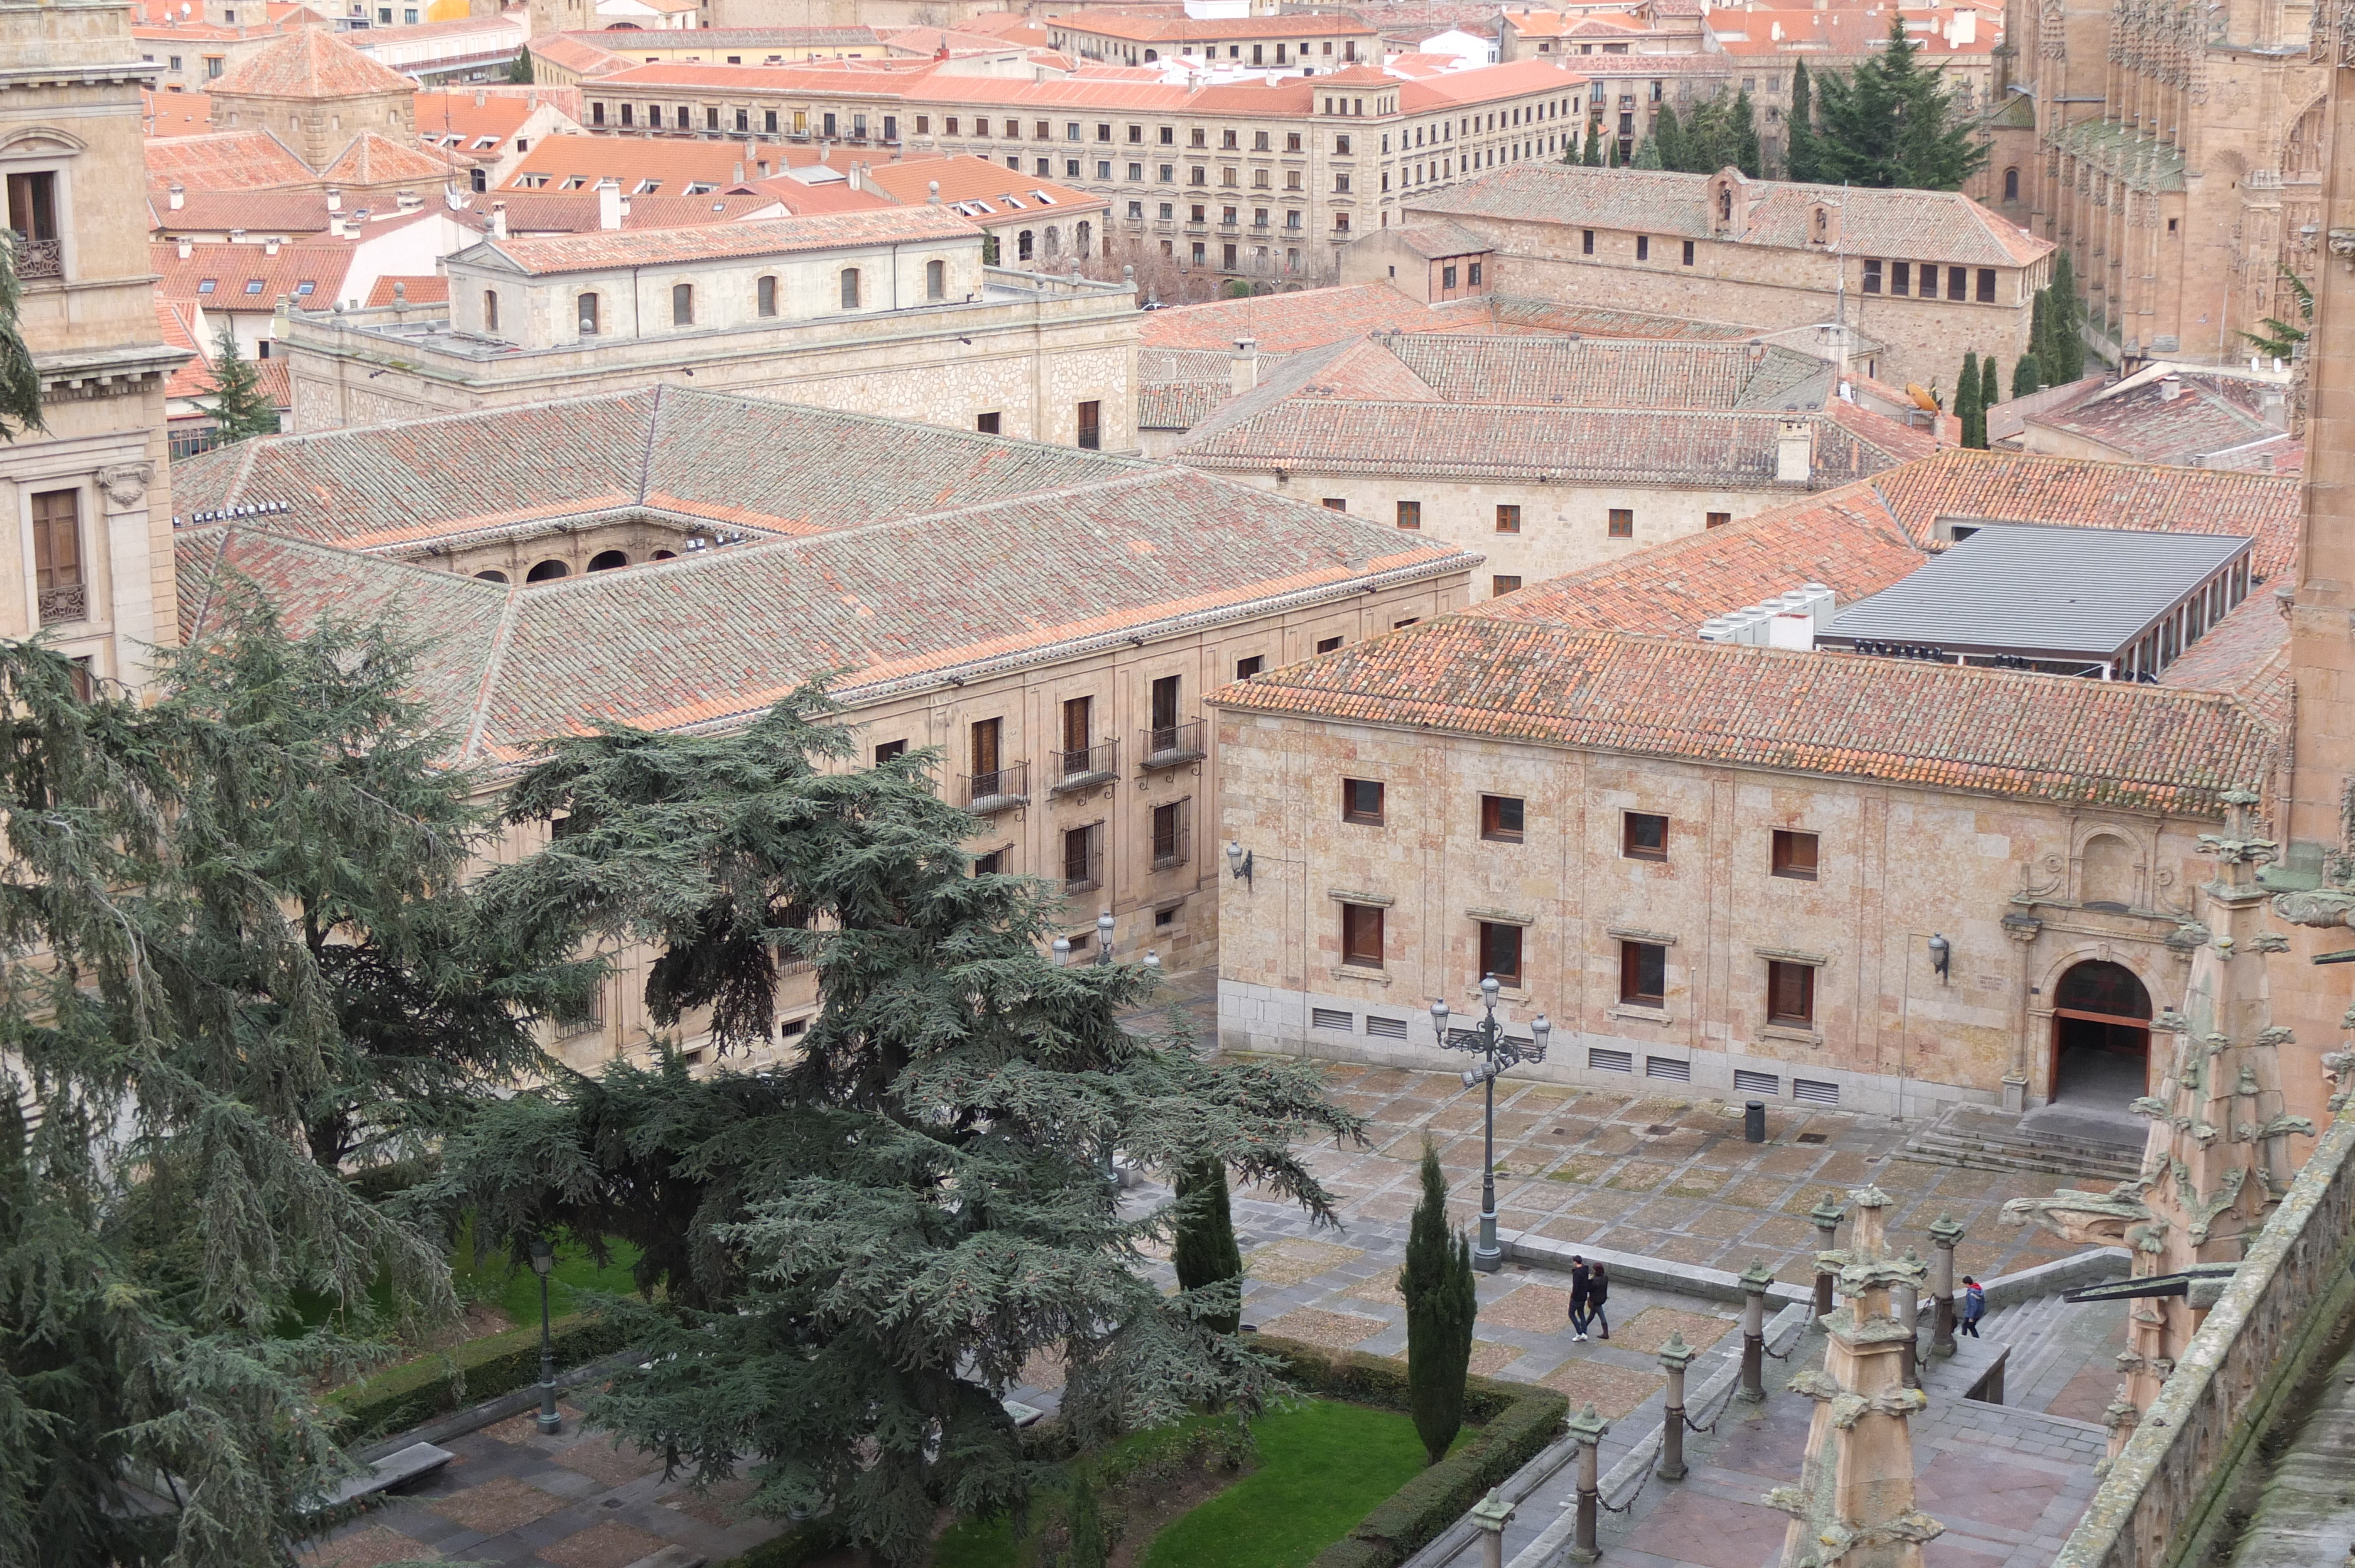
top-left (1077, 220), bottom-right (1092, 255)
top-left (474, 569), bottom-right (509, 583)
top-left (840, 268), bottom-right (860, 308)
top-left (578, 293), bottom-right (600, 335)
top-left (1017, 228), bottom-right (1034, 261)
top-left (925, 258), bottom-right (945, 300)
top-left (671, 283), bottom-right (694, 326)
top-left (483, 290), bottom-right (499, 333)
top-left (2003, 166), bottom-right (2019, 202)
top-left (756, 274), bottom-right (777, 317)
top-left (526, 559), bottom-right (570, 582)
top-left (650, 549), bottom-right (677, 560)
top-left (587, 550), bottom-right (629, 571)
top-left (1043, 225), bottom-right (1060, 255)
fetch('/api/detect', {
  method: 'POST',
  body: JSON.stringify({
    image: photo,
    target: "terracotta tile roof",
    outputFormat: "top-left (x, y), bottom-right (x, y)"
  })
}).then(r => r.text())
top-left (364, 274), bottom-right (447, 307)
top-left (487, 190), bottom-right (790, 232)
top-left (1467, 295), bottom-right (1760, 339)
top-left (320, 131), bottom-right (473, 185)
top-left (413, 92), bottom-right (535, 147)
top-left (211, 26), bottom-right (415, 99)
top-left (145, 129), bottom-right (314, 193)
top-left (1704, 7), bottom-right (2001, 58)
top-left (1141, 282), bottom-right (1487, 350)
top-left (1209, 617), bottom-right (2274, 813)
top-left (1050, 9), bottom-right (1378, 40)
top-left (144, 90), bottom-right (215, 136)
top-left (475, 205), bottom-right (975, 275)
top-left (501, 136), bottom-right (814, 192)
top-left (1827, 397), bottom-right (1938, 463)
top-left (857, 154), bottom-right (1109, 214)
top-left (2026, 370), bottom-right (2300, 473)
top-left (528, 34), bottom-right (632, 78)
top-left (1392, 219), bottom-right (1492, 258)
top-left (1399, 57), bottom-right (1588, 107)
top-left (731, 180), bottom-right (888, 217)
top-left (1409, 164), bottom-right (2051, 268)
top-left (2158, 586), bottom-right (2289, 732)
top-left (175, 388), bottom-right (1477, 766)
top-left (151, 187), bottom-right (333, 234)
top-left (574, 25), bottom-right (883, 48)
top-left (1985, 371), bottom-right (2107, 444)
top-left (158, 300), bottom-right (216, 400)
top-left (152, 240), bottom-right (354, 308)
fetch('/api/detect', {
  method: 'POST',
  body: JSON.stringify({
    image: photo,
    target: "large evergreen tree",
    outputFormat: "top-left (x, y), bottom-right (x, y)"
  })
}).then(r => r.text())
top-left (198, 329), bottom-right (279, 444)
top-left (1648, 104), bottom-right (1684, 171)
top-left (1809, 17), bottom-right (1986, 189)
top-left (1979, 353), bottom-right (1999, 423)
top-left (1172, 1158), bottom-right (1243, 1336)
top-left (0, 232), bottom-right (45, 440)
top-left (0, 600), bottom-right (495, 1567)
top-left (2012, 351), bottom-right (2044, 398)
top-left (1955, 350), bottom-right (1983, 449)
top-left (1581, 118), bottom-right (1602, 167)
top-left (2042, 251), bottom-right (2087, 381)
top-left (441, 696), bottom-right (1361, 1561)
top-left (1786, 60), bottom-right (1816, 181)
top-left (1399, 1140), bottom-right (1475, 1466)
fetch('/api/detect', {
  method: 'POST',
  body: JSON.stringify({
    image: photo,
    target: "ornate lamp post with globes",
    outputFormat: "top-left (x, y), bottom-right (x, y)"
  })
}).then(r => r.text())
top-left (1433, 974), bottom-right (1550, 1273)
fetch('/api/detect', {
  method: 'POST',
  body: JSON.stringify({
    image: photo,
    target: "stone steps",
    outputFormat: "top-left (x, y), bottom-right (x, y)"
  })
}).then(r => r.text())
top-left (1898, 1107), bottom-right (2145, 1185)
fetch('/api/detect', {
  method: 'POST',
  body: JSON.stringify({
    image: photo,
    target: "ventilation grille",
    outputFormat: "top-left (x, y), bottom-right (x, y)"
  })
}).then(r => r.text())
top-left (1589, 1047), bottom-right (1634, 1074)
top-left (1312, 1007), bottom-right (1353, 1032)
top-left (1646, 1055), bottom-right (1692, 1082)
top-left (1366, 1015), bottom-right (1408, 1041)
top-left (1733, 1069), bottom-right (1780, 1096)
top-left (1794, 1077), bottom-right (1840, 1106)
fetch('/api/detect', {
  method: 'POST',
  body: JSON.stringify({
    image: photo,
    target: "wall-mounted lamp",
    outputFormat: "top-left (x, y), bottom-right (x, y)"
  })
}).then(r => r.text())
top-left (1225, 839), bottom-right (1253, 888)
top-left (1928, 933), bottom-right (1951, 983)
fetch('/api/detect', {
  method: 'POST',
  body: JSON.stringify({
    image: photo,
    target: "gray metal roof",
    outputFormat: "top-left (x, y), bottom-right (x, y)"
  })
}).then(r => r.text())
top-left (1823, 523), bottom-right (2252, 659)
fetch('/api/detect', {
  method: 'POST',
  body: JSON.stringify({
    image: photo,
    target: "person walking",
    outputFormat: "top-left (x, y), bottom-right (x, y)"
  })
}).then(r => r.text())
top-left (1587, 1262), bottom-right (1612, 1341)
top-left (1568, 1255), bottom-right (1592, 1342)
top-left (1959, 1277), bottom-right (1985, 1338)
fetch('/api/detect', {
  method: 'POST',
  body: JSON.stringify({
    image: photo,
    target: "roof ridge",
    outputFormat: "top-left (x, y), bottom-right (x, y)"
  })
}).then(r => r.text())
top-left (459, 584), bottom-right (526, 766)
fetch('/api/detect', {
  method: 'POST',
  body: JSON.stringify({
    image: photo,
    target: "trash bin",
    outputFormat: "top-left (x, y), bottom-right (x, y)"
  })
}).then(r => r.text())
top-left (1744, 1100), bottom-right (1767, 1143)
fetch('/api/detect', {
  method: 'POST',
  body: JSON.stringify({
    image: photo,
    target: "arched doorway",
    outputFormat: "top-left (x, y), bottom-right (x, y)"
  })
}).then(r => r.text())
top-left (2051, 959), bottom-right (2152, 1105)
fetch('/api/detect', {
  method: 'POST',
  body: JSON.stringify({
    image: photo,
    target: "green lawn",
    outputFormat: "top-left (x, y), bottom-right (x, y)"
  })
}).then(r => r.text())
top-left (1140, 1400), bottom-right (1437, 1568)
top-left (480, 1231), bottom-right (645, 1323)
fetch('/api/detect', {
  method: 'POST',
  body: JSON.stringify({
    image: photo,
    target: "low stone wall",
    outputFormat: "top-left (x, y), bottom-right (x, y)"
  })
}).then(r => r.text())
top-left (2051, 1104), bottom-right (2355, 1568)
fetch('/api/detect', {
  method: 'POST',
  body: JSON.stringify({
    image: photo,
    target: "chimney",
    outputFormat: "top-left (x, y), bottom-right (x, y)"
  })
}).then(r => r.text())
top-left (264, 237), bottom-right (280, 256)
top-left (1230, 335), bottom-right (1259, 396)
top-left (1775, 418), bottom-right (1813, 483)
top-left (229, 226), bottom-right (247, 243)
top-left (396, 189), bottom-right (422, 212)
top-left (927, 179), bottom-right (941, 204)
top-left (596, 177), bottom-right (621, 230)
top-left (618, 191), bottom-right (632, 218)
top-left (490, 200), bottom-right (508, 240)
top-left (168, 181), bottom-right (185, 210)
top-left (2261, 386), bottom-right (2288, 429)
top-left (732, 160), bottom-right (744, 182)
top-left (325, 186), bottom-right (342, 211)
top-left (329, 213), bottom-right (348, 239)
top-left (177, 236), bottom-right (192, 259)
top-left (2158, 375), bottom-right (2181, 403)
top-left (473, 88), bottom-right (486, 107)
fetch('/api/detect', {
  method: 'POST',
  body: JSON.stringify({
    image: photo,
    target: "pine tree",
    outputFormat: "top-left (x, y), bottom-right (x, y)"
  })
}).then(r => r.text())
top-left (1955, 350), bottom-right (1982, 448)
top-left (0, 600), bottom-right (491, 1567)
top-left (441, 695), bottom-right (1364, 1562)
top-left (2237, 263), bottom-right (2312, 362)
top-left (1399, 1140), bottom-right (1475, 1466)
top-left (2012, 352), bottom-right (2043, 397)
top-left (1979, 353), bottom-right (1999, 422)
top-left (1809, 17), bottom-right (1986, 189)
top-left (1786, 60), bottom-right (1816, 181)
top-left (508, 48), bottom-right (534, 83)
top-left (1581, 118), bottom-right (1602, 167)
top-left (1633, 132), bottom-right (1664, 169)
top-left (199, 328), bottom-right (280, 444)
top-left (1172, 1158), bottom-right (1244, 1336)
top-left (0, 232), bottom-right (44, 440)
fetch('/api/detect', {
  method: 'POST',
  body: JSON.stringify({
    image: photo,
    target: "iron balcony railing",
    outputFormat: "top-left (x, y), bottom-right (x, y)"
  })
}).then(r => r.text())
top-left (1138, 719), bottom-right (1205, 770)
top-left (1052, 740), bottom-right (1118, 792)
top-left (960, 761), bottom-right (1030, 814)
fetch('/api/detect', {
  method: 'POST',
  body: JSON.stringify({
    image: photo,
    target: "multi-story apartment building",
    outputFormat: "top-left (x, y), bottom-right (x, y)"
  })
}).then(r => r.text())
top-left (1040, 11), bottom-right (1379, 71)
top-left (2, 0), bottom-right (184, 690)
top-left (567, 56), bottom-right (1592, 279)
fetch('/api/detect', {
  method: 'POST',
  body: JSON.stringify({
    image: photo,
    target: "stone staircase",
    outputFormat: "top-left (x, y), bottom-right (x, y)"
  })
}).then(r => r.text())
top-left (1898, 1103), bottom-right (2146, 1185)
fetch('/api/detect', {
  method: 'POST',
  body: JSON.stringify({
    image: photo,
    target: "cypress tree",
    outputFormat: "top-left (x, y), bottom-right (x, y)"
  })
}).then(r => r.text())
top-left (1728, 89), bottom-right (1763, 178)
top-left (1172, 1157), bottom-right (1243, 1335)
top-left (1606, 127), bottom-right (1621, 168)
top-left (1955, 350), bottom-right (1982, 448)
top-left (2012, 351), bottom-right (2043, 397)
top-left (1650, 104), bottom-right (1684, 171)
top-left (2046, 251), bottom-right (2086, 380)
top-left (1980, 353), bottom-right (1999, 421)
top-left (1786, 61), bottom-right (1815, 181)
top-left (1400, 1139), bottom-right (1475, 1466)
top-left (2028, 290), bottom-right (2051, 377)
top-left (1582, 118), bottom-right (1602, 166)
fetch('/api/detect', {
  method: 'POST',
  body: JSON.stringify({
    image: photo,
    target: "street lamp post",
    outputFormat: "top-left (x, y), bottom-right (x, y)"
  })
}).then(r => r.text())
top-left (1433, 974), bottom-right (1550, 1273)
top-left (529, 1235), bottom-right (562, 1435)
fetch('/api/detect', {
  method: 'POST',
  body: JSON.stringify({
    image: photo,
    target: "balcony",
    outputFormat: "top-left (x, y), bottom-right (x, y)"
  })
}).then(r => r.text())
top-left (961, 761), bottom-right (1030, 815)
top-left (38, 583), bottom-right (86, 624)
top-left (1051, 740), bottom-right (1119, 793)
top-left (1138, 719), bottom-right (1205, 770)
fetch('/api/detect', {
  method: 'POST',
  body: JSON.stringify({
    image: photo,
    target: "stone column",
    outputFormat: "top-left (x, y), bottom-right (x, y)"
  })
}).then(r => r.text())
top-left (1896, 1247), bottom-right (1922, 1390)
top-left (1739, 1260), bottom-right (1773, 1402)
top-left (1657, 1331), bottom-right (1695, 1482)
top-left (1809, 1194), bottom-right (1845, 1320)
top-left (2001, 911), bottom-right (2042, 1111)
top-left (1469, 1487), bottom-right (1513, 1568)
top-left (1928, 1213), bottom-right (1963, 1357)
top-left (1565, 1401), bottom-right (1608, 1564)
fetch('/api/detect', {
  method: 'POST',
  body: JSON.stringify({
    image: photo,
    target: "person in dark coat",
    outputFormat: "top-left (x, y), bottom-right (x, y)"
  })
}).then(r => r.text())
top-left (1960, 1277), bottom-right (1985, 1338)
top-left (1568, 1255), bottom-right (1592, 1341)
top-left (1586, 1262), bottom-right (1611, 1340)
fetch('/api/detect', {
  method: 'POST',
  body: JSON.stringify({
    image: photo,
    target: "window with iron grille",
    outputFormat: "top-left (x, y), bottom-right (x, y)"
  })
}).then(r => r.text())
top-left (1151, 798), bottom-right (1190, 869)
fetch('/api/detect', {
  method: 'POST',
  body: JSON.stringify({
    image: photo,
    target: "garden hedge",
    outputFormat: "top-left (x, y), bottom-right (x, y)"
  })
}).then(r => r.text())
top-left (1255, 1335), bottom-right (1569, 1568)
top-left (324, 1310), bottom-right (631, 1440)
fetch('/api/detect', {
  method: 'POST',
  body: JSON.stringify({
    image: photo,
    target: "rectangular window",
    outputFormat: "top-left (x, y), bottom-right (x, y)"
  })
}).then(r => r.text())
top-left (1636, 235), bottom-right (1648, 261)
top-left (840, 268), bottom-right (860, 308)
top-left (1152, 799), bottom-right (1188, 868)
top-left (1646, 1056), bottom-right (1691, 1082)
top-left (755, 275), bottom-right (777, 317)
top-left (1441, 264), bottom-right (1457, 289)
top-left (1582, 228), bottom-right (1594, 255)
top-left (1916, 264), bottom-right (1938, 299)
top-left (1315, 634), bottom-right (1342, 653)
top-left (1890, 261), bottom-right (1910, 296)
top-left (974, 849), bottom-right (1004, 877)
top-left (1149, 672), bottom-right (1180, 736)
top-left (1342, 777), bottom-right (1384, 825)
top-left (1322, 497), bottom-right (1346, 511)
top-left (1794, 1077), bottom-right (1840, 1105)
top-left (874, 739), bottom-right (908, 764)
top-left (1771, 829), bottom-right (1819, 881)
top-left (1076, 400), bottom-right (1101, 450)
top-left (671, 282), bottom-right (694, 325)
top-left (1495, 504), bottom-right (1521, 533)
top-left (976, 411), bottom-right (1000, 434)
top-left (1312, 1006), bottom-right (1354, 1032)
top-left (1608, 509), bottom-right (1633, 538)
top-left (1977, 267), bottom-right (1996, 303)
top-left (32, 489), bottom-right (83, 624)
top-left (1480, 795), bottom-right (1524, 843)
top-left (1060, 695), bottom-right (1093, 766)
top-left (1620, 941), bottom-right (1666, 1005)
top-left (1366, 1014), bottom-right (1408, 1040)
top-left (1063, 823), bottom-right (1102, 891)
top-left (1235, 655), bottom-right (1265, 679)
top-left (1478, 921), bottom-right (1523, 986)
top-left (1863, 259), bottom-right (1882, 294)
top-left (1491, 576), bottom-right (1522, 596)
top-left (1396, 500), bottom-right (1421, 529)
top-left (1623, 811), bottom-right (1668, 861)
top-left (1706, 511), bottom-right (1732, 529)
top-left (1468, 261), bottom-right (1482, 285)
top-left (1948, 265), bottom-right (1967, 300)
top-left (6, 170), bottom-right (59, 277)
top-left (1766, 960), bottom-right (1815, 1025)
top-left (1341, 903), bottom-right (1385, 968)
top-left (970, 715), bottom-right (1001, 786)
top-left (1681, 239), bottom-right (1694, 266)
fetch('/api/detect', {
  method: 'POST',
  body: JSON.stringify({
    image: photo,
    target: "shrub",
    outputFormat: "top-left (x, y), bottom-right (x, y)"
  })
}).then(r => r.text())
top-left (324, 1310), bottom-right (628, 1440)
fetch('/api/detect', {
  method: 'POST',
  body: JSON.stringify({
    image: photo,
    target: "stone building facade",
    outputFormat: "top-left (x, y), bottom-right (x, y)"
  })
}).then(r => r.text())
top-left (1979, 0), bottom-right (2329, 368)
top-left (2, 0), bottom-right (184, 690)
top-left (170, 386), bottom-right (1478, 1069)
top-left (280, 205), bottom-right (1145, 449)
top-left (1399, 164), bottom-right (2054, 388)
